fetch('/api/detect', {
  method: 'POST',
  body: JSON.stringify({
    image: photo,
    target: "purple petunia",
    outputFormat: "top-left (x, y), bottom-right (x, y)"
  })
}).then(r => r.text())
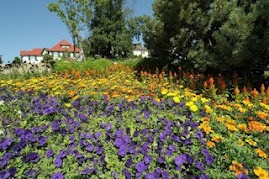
top-left (22, 153), bottom-right (40, 163)
top-left (54, 158), bottom-right (63, 168)
top-left (123, 168), bottom-right (132, 179)
top-left (0, 170), bottom-right (10, 179)
top-left (125, 158), bottom-right (133, 168)
top-left (175, 154), bottom-right (187, 167)
top-left (37, 136), bottom-right (47, 146)
top-left (143, 155), bottom-right (152, 165)
top-left (200, 174), bottom-right (210, 179)
top-left (145, 173), bottom-right (156, 179)
top-left (81, 167), bottom-right (90, 175)
top-left (118, 145), bottom-right (128, 157)
top-left (158, 156), bottom-right (164, 164)
top-left (195, 131), bottom-right (204, 140)
top-left (195, 161), bottom-right (206, 171)
top-left (237, 173), bottom-right (250, 179)
top-left (114, 138), bottom-right (125, 148)
top-left (52, 172), bottom-right (64, 179)
top-left (46, 149), bottom-right (54, 158)
top-left (135, 161), bottom-right (147, 173)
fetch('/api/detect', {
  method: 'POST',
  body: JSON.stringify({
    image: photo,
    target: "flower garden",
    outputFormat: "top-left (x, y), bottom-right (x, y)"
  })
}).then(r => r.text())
top-left (0, 65), bottom-right (268, 179)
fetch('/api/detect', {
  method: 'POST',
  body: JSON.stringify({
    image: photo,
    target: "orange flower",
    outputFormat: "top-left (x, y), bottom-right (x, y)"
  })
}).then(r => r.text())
top-left (261, 84), bottom-right (265, 93)
top-left (242, 86), bottom-right (248, 94)
top-left (255, 149), bottom-right (268, 159)
top-left (229, 161), bottom-right (248, 176)
top-left (234, 86), bottom-right (240, 95)
top-left (207, 141), bottom-right (215, 148)
top-left (212, 135), bottom-right (222, 143)
top-left (254, 167), bottom-right (268, 179)
top-left (252, 88), bottom-right (259, 98)
top-left (248, 121), bottom-right (266, 133)
top-left (208, 77), bottom-right (214, 85)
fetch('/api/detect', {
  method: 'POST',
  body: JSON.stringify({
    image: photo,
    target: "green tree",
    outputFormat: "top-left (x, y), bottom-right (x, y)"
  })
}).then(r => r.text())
top-left (88, 0), bottom-right (133, 59)
top-left (12, 57), bottom-right (22, 65)
top-left (48, 0), bottom-right (93, 61)
top-left (144, 0), bottom-right (269, 72)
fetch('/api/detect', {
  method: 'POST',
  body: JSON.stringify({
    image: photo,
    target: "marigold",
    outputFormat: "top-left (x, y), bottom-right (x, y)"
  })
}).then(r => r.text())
top-left (207, 141), bottom-right (215, 148)
top-left (65, 103), bottom-right (71, 108)
top-left (205, 105), bottom-right (213, 114)
top-left (254, 167), bottom-right (268, 179)
top-left (173, 96), bottom-right (180, 103)
top-left (255, 149), bottom-right (268, 159)
top-left (229, 161), bottom-right (248, 176)
top-left (212, 135), bottom-right (222, 143)
top-left (248, 121), bottom-right (266, 133)
top-left (245, 139), bottom-right (257, 147)
top-left (225, 123), bottom-right (238, 131)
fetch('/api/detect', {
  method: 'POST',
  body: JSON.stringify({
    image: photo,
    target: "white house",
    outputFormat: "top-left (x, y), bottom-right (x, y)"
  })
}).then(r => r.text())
top-left (20, 40), bottom-right (80, 64)
top-left (133, 45), bottom-right (149, 58)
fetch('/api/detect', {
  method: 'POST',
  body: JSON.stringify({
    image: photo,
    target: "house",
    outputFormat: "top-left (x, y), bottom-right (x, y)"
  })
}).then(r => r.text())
top-left (133, 44), bottom-right (149, 58)
top-left (20, 40), bottom-right (80, 64)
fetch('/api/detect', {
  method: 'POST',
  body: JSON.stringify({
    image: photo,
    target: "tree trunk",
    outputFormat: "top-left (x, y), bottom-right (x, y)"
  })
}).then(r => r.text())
top-left (78, 36), bottom-right (85, 61)
top-left (73, 38), bottom-right (77, 61)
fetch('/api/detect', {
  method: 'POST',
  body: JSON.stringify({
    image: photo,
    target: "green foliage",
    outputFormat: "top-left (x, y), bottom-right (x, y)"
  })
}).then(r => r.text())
top-left (13, 57), bottom-right (22, 65)
top-left (87, 0), bottom-right (133, 59)
top-left (47, 0), bottom-right (92, 61)
top-left (144, 0), bottom-right (269, 72)
top-left (53, 58), bottom-right (114, 72)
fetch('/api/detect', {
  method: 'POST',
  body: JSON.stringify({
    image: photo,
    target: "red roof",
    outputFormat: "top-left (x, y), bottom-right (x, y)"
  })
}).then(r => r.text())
top-left (20, 40), bottom-right (80, 56)
top-left (47, 40), bottom-right (80, 53)
top-left (20, 48), bottom-right (44, 56)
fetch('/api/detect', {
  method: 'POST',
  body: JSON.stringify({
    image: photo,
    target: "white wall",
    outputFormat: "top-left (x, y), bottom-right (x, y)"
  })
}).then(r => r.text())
top-left (133, 50), bottom-right (149, 58)
top-left (22, 56), bottom-right (43, 64)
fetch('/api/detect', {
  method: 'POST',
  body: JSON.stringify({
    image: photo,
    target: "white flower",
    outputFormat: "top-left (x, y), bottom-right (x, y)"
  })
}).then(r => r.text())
top-left (0, 100), bottom-right (4, 105)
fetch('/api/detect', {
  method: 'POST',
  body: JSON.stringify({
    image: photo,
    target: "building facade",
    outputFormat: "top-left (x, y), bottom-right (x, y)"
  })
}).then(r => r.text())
top-left (133, 45), bottom-right (149, 58)
top-left (20, 40), bottom-right (80, 64)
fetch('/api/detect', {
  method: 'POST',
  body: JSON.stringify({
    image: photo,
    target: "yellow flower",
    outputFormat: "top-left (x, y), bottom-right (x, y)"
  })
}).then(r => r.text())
top-left (212, 135), bottom-right (222, 143)
top-left (238, 107), bottom-right (247, 113)
top-left (237, 139), bottom-right (244, 146)
top-left (173, 96), bottom-right (180, 103)
top-left (205, 105), bottom-right (213, 114)
top-left (201, 97), bottom-right (208, 103)
top-left (65, 103), bottom-right (72, 108)
top-left (207, 141), bottom-right (215, 148)
top-left (190, 104), bottom-right (198, 112)
top-left (225, 123), bottom-right (238, 131)
top-left (254, 167), bottom-right (268, 179)
top-left (199, 121), bottom-right (213, 134)
top-left (216, 116), bottom-right (224, 122)
top-left (161, 88), bottom-right (168, 95)
top-left (245, 139), bottom-right (257, 147)
top-left (255, 149), bottom-right (268, 159)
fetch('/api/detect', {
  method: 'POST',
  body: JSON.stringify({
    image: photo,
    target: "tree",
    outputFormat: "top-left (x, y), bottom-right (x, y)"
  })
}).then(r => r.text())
top-left (12, 57), bottom-right (21, 65)
top-left (0, 55), bottom-right (3, 64)
top-left (88, 0), bottom-right (133, 59)
top-left (144, 0), bottom-right (269, 72)
top-left (48, 0), bottom-right (93, 61)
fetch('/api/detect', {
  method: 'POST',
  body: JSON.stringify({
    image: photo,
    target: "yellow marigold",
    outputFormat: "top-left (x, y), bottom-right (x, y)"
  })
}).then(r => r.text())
top-left (205, 105), bottom-right (213, 114)
top-left (237, 124), bottom-right (250, 133)
top-left (248, 121), bottom-right (266, 133)
top-left (257, 111), bottom-right (268, 120)
top-left (191, 97), bottom-right (198, 102)
top-left (260, 103), bottom-right (269, 110)
top-left (190, 105), bottom-right (198, 112)
top-left (212, 135), bottom-right (222, 143)
top-left (255, 149), bottom-right (268, 159)
top-left (237, 139), bottom-right (244, 146)
top-left (65, 103), bottom-right (72, 108)
top-left (201, 97), bottom-right (208, 103)
top-left (216, 116), bottom-right (225, 122)
top-left (238, 107), bottom-right (247, 113)
top-left (199, 121), bottom-right (213, 134)
top-left (254, 167), bottom-right (268, 179)
top-left (245, 139), bottom-right (257, 147)
top-left (225, 123), bottom-right (238, 131)
top-left (161, 88), bottom-right (168, 95)
top-left (207, 141), bottom-right (215, 148)
top-left (173, 96), bottom-right (180, 103)
top-left (229, 161), bottom-right (248, 176)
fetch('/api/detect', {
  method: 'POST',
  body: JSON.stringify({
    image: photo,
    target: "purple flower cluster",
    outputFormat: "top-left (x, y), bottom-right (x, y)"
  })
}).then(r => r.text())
top-left (0, 90), bottom-right (215, 178)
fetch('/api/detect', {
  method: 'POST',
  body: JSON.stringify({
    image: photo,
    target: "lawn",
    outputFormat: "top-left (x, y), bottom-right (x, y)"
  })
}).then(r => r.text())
top-left (0, 62), bottom-right (268, 179)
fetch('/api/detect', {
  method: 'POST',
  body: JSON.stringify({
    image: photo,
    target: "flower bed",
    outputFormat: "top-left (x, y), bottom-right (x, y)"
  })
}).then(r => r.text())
top-left (0, 65), bottom-right (268, 179)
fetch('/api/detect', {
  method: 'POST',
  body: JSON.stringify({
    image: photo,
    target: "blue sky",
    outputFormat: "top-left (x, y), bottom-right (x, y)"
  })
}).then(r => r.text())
top-left (0, 0), bottom-right (153, 63)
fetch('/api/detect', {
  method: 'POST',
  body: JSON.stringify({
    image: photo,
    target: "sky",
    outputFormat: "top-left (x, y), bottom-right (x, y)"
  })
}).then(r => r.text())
top-left (0, 0), bottom-right (154, 64)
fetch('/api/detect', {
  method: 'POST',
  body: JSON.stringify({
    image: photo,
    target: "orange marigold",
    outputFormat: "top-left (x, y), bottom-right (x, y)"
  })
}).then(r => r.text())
top-left (229, 161), bottom-right (248, 176)
top-left (248, 121), bottom-right (266, 133)
top-left (255, 149), bottom-right (268, 159)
